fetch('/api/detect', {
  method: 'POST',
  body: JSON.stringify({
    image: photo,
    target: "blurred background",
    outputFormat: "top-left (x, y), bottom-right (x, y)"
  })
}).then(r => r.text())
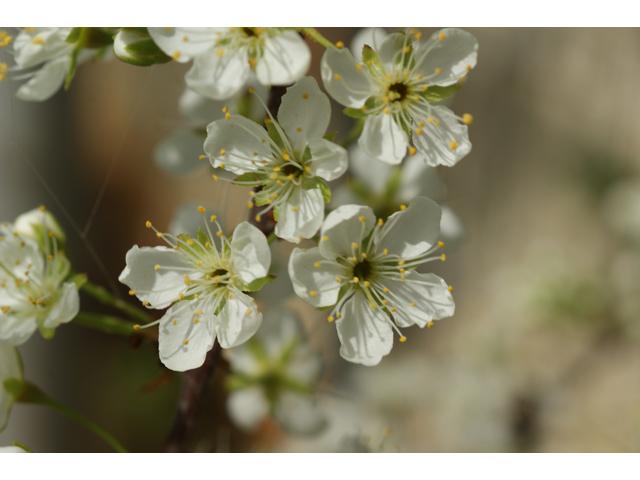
top-left (1, 27), bottom-right (639, 452)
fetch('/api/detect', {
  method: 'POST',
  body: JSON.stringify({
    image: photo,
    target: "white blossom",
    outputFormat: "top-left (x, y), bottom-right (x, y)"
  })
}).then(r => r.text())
top-left (0, 210), bottom-right (79, 346)
top-left (224, 310), bottom-right (326, 435)
top-left (321, 28), bottom-right (477, 166)
top-left (204, 76), bottom-right (348, 243)
top-left (0, 445), bottom-right (28, 453)
top-left (119, 208), bottom-right (271, 372)
top-left (0, 346), bottom-right (22, 431)
top-left (289, 197), bottom-right (454, 366)
top-left (148, 28), bottom-right (310, 100)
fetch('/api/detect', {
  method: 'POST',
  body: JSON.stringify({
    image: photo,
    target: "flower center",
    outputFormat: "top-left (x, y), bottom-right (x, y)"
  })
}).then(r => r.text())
top-left (388, 82), bottom-right (408, 102)
top-left (280, 163), bottom-right (303, 178)
top-left (352, 259), bottom-right (372, 281)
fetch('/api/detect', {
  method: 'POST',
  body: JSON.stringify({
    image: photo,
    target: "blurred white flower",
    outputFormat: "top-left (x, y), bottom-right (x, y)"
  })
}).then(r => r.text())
top-left (0, 346), bottom-right (22, 431)
top-left (0, 445), bottom-right (28, 453)
top-left (148, 28), bottom-right (310, 100)
top-left (224, 310), bottom-right (326, 435)
top-left (0, 209), bottom-right (79, 346)
top-left (205, 77), bottom-right (348, 243)
top-left (289, 198), bottom-right (454, 366)
top-left (119, 209), bottom-right (271, 371)
top-left (322, 28), bottom-right (477, 166)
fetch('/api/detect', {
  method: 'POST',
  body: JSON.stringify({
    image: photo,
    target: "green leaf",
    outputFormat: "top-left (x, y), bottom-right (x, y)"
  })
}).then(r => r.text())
top-left (318, 179), bottom-right (331, 203)
top-left (266, 120), bottom-right (285, 150)
top-left (421, 85), bottom-right (463, 103)
top-left (244, 274), bottom-right (277, 292)
top-left (125, 38), bottom-right (164, 56)
top-left (3, 378), bottom-right (24, 398)
top-left (65, 28), bottom-right (82, 44)
top-left (64, 48), bottom-right (79, 91)
top-left (323, 131), bottom-right (338, 142)
top-left (69, 273), bottom-right (88, 290)
top-left (343, 107), bottom-right (368, 119)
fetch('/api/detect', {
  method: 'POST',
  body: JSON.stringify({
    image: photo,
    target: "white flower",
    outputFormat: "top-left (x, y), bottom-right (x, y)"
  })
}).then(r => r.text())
top-left (0, 211), bottom-right (79, 346)
top-left (0, 346), bottom-right (22, 431)
top-left (148, 28), bottom-right (310, 100)
top-left (321, 28), bottom-right (477, 166)
top-left (204, 76), bottom-right (348, 243)
top-left (154, 78), bottom-right (267, 175)
top-left (288, 197), bottom-right (454, 366)
top-left (119, 209), bottom-right (271, 372)
top-left (332, 145), bottom-right (466, 247)
top-left (13, 207), bottom-right (66, 250)
top-left (9, 28), bottom-right (74, 102)
top-left (224, 310), bottom-right (326, 435)
top-left (0, 445), bottom-right (28, 453)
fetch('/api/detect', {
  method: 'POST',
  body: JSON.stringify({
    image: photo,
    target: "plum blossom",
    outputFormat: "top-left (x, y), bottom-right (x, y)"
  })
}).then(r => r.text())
top-left (148, 28), bottom-right (310, 100)
top-left (289, 197), bottom-right (454, 366)
top-left (224, 310), bottom-right (326, 435)
top-left (321, 28), bottom-right (477, 166)
top-left (0, 208), bottom-right (79, 346)
top-left (204, 76), bottom-right (348, 243)
top-left (119, 207), bottom-right (271, 372)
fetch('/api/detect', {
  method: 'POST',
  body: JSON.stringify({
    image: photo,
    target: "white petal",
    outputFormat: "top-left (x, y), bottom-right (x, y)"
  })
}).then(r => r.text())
top-left (230, 222), bottom-right (271, 284)
top-left (376, 196), bottom-right (441, 259)
top-left (278, 76), bottom-right (330, 152)
top-left (13, 28), bottom-right (72, 68)
top-left (0, 446), bottom-right (28, 453)
top-left (398, 154), bottom-right (444, 201)
top-left (178, 87), bottom-right (226, 124)
top-left (147, 27), bottom-right (220, 63)
top-left (307, 138), bottom-right (348, 182)
top-left (379, 271), bottom-right (454, 328)
top-left (415, 28), bottom-right (478, 86)
top-left (255, 32), bottom-right (311, 86)
top-left (14, 208), bottom-right (66, 244)
top-left (274, 391), bottom-right (327, 436)
top-left (169, 203), bottom-right (222, 238)
top-left (118, 246), bottom-right (192, 309)
top-left (158, 301), bottom-right (214, 372)
top-left (275, 187), bottom-right (324, 243)
top-left (439, 206), bottom-right (466, 247)
top-left (350, 28), bottom-right (388, 61)
top-left (335, 290), bottom-right (393, 366)
top-left (321, 47), bottom-right (375, 108)
top-left (347, 144), bottom-right (393, 194)
top-left (359, 113), bottom-right (408, 165)
top-left (186, 47), bottom-right (250, 100)
top-left (0, 314), bottom-right (38, 347)
top-left (204, 115), bottom-right (272, 174)
top-left (15, 55), bottom-right (69, 102)
top-left (215, 291), bottom-right (262, 349)
top-left (42, 282), bottom-right (79, 329)
top-left (154, 127), bottom-right (206, 175)
top-left (376, 32), bottom-right (413, 70)
top-left (0, 346), bottom-right (21, 431)
top-left (226, 386), bottom-right (269, 431)
top-left (412, 105), bottom-right (471, 167)
top-left (288, 247), bottom-right (346, 308)
top-left (319, 204), bottom-right (376, 260)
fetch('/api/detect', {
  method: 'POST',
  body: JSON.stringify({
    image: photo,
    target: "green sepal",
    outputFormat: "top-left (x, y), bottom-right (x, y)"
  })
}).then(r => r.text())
top-left (12, 441), bottom-right (32, 453)
top-left (3, 378), bottom-right (24, 398)
top-left (420, 84), bottom-right (463, 103)
top-left (273, 208), bottom-right (280, 222)
top-left (77, 28), bottom-right (113, 49)
top-left (38, 324), bottom-right (56, 340)
top-left (177, 233), bottom-right (207, 259)
top-left (64, 48), bottom-right (78, 91)
top-left (125, 38), bottom-right (164, 56)
top-left (225, 374), bottom-right (254, 392)
top-left (323, 131), bottom-right (338, 142)
top-left (120, 27), bottom-right (149, 35)
top-left (197, 227), bottom-right (209, 247)
top-left (343, 107), bottom-right (368, 119)
top-left (398, 115), bottom-right (413, 141)
top-left (65, 28), bottom-right (82, 44)
top-left (318, 179), bottom-right (331, 203)
top-left (235, 172), bottom-right (260, 186)
top-left (266, 121), bottom-right (285, 150)
top-left (362, 45), bottom-right (384, 76)
top-left (69, 273), bottom-right (88, 290)
top-left (243, 274), bottom-right (277, 292)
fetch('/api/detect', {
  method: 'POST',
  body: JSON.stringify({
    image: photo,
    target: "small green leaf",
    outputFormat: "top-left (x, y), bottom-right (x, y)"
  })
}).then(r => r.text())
top-left (244, 274), bottom-right (277, 292)
top-left (125, 38), bottom-right (164, 56)
top-left (69, 273), bottom-right (88, 290)
top-left (421, 85), bottom-right (463, 103)
top-left (343, 107), bottom-right (368, 119)
top-left (318, 179), bottom-right (331, 203)
top-left (65, 28), bottom-right (82, 44)
top-left (323, 131), bottom-right (338, 142)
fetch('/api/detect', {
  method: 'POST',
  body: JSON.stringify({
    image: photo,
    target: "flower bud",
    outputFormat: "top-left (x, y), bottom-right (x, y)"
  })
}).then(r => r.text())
top-left (113, 28), bottom-right (171, 67)
top-left (14, 207), bottom-right (66, 251)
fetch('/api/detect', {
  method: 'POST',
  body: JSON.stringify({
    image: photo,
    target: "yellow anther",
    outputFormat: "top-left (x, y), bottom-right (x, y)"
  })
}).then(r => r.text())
top-left (337, 313), bottom-right (342, 319)
top-left (382, 96), bottom-right (389, 103)
top-left (210, 215), bottom-right (217, 222)
top-left (173, 246), bottom-right (179, 251)
top-left (402, 46), bottom-right (410, 53)
top-left (327, 316), bottom-right (334, 322)
top-left (364, 281), bottom-right (371, 287)
top-left (292, 206), bottom-right (299, 211)
top-left (382, 299), bottom-right (388, 305)
top-left (184, 339), bottom-right (189, 345)
top-left (398, 260), bottom-right (405, 266)
top-left (183, 275), bottom-right (191, 287)
top-left (283, 154), bottom-right (290, 161)
top-left (362, 253), bottom-right (367, 259)
top-left (384, 108), bottom-right (390, 114)
top-left (302, 93), bottom-right (309, 99)
top-left (214, 275), bottom-right (220, 283)
top-left (129, 290), bottom-right (135, 296)
top-left (416, 74), bottom-right (423, 80)
top-left (322, 236), bottom-right (329, 242)
top-left (304, 166), bottom-right (311, 173)
top-left (212, 175), bottom-right (219, 181)
top-left (216, 231), bottom-right (223, 237)
top-left (179, 293), bottom-right (185, 300)
top-left (310, 291), bottom-right (317, 297)
top-left (449, 141), bottom-right (458, 150)
top-left (356, 64), bottom-right (362, 71)
top-left (0, 31), bottom-right (12, 47)
top-left (133, 324), bottom-right (140, 330)
top-left (427, 321), bottom-right (434, 328)
top-left (462, 113), bottom-right (473, 125)
top-left (358, 216), bottom-right (366, 222)
top-left (415, 128), bottom-right (423, 135)
top-left (439, 33), bottom-right (446, 40)
top-left (142, 301), bottom-right (149, 306)
top-left (156, 232), bottom-right (163, 238)
top-left (383, 249), bottom-right (388, 255)
top-left (154, 264), bottom-right (160, 271)
top-left (314, 262), bottom-right (321, 268)
top-left (409, 147), bottom-right (417, 155)
top-left (361, 105), bottom-right (367, 111)
top-left (334, 74), bottom-right (342, 80)
top-left (400, 268), bottom-right (405, 274)
top-left (351, 242), bottom-right (358, 249)
top-left (186, 239), bottom-right (194, 246)
top-left (400, 205), bottom-right (407, 211)
top-left (246, 308), bottom-right (253, 314)
top-left (48, 231), bottom-right (55, 237)
top-left (196, 260), bottom-right (202, 266)
top-left (466, 65), bottom-right (472, 71)
top-left (273, 167), bottom-right (281, 172)
top-left (297, 127), bottom-right (302, 132)
top-left (414, 32), bottom-right (422, 39)
top-left (219, 149), bottom-right (226, 156)
top-left (435, 120), bottom-right (440, 126)
top-left (353, 277), bottom-right (359, 284)
top-left (171, 51), bottom-right (181, 60)
top-left (390, 307), bottom-right (396, 312)
top-left (410, 302), bottom-right (416, 307)
top-left (38, 205), bottom-right (45, 212)
top-left (335, 277), bottom-right (341, 283)
top-left (222, 106), bottom-right (228, 113)
top-left (220, 163), bottom-right (225, 169)
top-left (448, 285), bottom-right (453, 292)
top-left (229, 294), bottom-right (234, 299)
top-left (403, 71), bottom-right (409, 77)
top-left (194, 318), bottom-right (199, 324)
top-left (435, 68), bottom-right (442, 74)
top-left (225, 113), bottom-right (231, 120)
top-left (46, 255), bottom-right (53, 261)
top-left (438, 241), bottom-right (444, 248)
top-left (378, 218), bottom-right (384, 226)
top-left (255, 215), bottom-right (261, 222)
top-left (173, 319), bottom-right (177, 325)
top-left (32, 35), bottom-right (44, 45)
top-left (399, 336), bottom-right (407, 342)
top-left (1, 306), bottom-right (10, 314)
top-left (247, 202), bottom-right (254, 208)
top-left (216, 47), bottom-right (225, 57)
top-left (441, 254), bottom-right (446, 261)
